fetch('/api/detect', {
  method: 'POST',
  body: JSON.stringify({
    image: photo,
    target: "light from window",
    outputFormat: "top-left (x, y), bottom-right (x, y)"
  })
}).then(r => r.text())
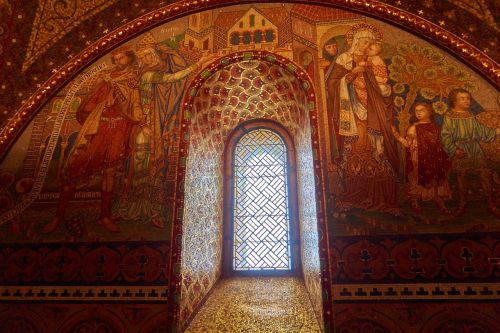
top-left (233, 129), bottom-right (291, 271)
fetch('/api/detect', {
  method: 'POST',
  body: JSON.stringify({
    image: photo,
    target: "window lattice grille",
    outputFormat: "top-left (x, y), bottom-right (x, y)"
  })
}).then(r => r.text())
top-left (233, 129), bottom-right (291, 271)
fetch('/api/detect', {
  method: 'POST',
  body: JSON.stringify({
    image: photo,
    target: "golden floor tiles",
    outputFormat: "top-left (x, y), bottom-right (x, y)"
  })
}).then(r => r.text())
top-left (185, 276), bottom-right (321, 333)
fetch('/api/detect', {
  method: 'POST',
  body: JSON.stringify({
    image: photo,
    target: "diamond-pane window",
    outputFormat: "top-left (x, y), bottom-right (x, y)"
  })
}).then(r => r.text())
top-left (233, 129), bottom-right (291, 271)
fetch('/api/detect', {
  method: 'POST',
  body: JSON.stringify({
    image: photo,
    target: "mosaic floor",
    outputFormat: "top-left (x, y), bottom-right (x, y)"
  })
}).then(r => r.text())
top-left (184, 277), bottom-right (321, 333)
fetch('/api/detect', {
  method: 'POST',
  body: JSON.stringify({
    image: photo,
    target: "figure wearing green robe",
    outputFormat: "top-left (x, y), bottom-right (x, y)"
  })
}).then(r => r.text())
top-left (441, 110), bottom-right (496, 171)
top-left (440, 108), bottom-right (498, 217)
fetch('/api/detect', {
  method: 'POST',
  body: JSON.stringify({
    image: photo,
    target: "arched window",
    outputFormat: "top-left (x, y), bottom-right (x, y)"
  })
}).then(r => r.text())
top-left (253, 30), bottom-right (263, 43)
top-left (265, 29), bottom-right (275, 42)
top-left (249, 14), bottom-right (255, 27)
top-left (223, 121), bottom-right (300, 275)
top-left (230, 32), bottom-right (240, 46)
top-left (242, 31), bottom-right (252, 44)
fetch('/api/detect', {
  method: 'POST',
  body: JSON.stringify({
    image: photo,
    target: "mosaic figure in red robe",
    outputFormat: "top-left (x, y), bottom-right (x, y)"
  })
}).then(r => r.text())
top-left (392, 103), bottom-right (452, 214)
top-left (43, 47), bottom-right (146, 233)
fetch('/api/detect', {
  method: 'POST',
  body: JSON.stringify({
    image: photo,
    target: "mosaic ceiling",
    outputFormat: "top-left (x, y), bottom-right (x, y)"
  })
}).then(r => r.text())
top-left (0, 0), bottom-right (498, 129)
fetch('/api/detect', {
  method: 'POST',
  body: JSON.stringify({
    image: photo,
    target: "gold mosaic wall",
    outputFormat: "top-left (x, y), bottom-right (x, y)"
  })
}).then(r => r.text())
top-left (185, 277), bottom-right (321, 332)
top-left (180, 121), bottom-right (224, 324)
top-left (296, 116), bottom-right (324, 327)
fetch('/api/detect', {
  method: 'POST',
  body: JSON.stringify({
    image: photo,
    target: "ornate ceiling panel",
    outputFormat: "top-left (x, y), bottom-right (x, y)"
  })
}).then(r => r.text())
top-left (23, 0), bottom-right (120, 72)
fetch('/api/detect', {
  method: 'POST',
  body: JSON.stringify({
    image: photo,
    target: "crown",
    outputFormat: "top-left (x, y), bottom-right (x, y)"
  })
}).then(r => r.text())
top-left (136, 32), bottom-right (158, 50)
top-left (346, 23), bottom-right (382, 42)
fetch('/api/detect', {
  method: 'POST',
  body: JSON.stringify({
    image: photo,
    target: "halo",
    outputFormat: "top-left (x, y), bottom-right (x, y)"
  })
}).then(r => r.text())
top-left (345, 23), bottom-right (382, 43)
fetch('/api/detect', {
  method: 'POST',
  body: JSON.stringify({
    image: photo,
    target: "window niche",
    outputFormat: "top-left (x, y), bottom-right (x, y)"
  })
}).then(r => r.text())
top-left (222, 120), bottom-right (301, 276)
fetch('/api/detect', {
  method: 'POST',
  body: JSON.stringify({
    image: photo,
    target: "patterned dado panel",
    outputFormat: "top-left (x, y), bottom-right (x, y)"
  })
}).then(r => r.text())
top-left (179, 51), bottom-right (326, 328)
top-left (0, 303), bottom-right (169, 333)
top-left (0, 242), bottom-right (170, 285)
top-left (332, 302), bottom-right (500, 333)
top-left (330, 235), bottom-right (500, 284)
top-left (329, 234), bottom-right (500, 331)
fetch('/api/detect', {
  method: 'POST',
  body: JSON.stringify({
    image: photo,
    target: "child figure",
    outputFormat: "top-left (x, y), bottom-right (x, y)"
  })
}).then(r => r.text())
top-left (392, 103), bottom-right (452, 214)
top-left (354, 41), bottom-right (392, 97)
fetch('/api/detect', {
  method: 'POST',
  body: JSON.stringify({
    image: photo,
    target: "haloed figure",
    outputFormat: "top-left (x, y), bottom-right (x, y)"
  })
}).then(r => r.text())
top-left (326, 28), bottom-right (400, 215)
top-left (43, 47), bottom-right (146, 234)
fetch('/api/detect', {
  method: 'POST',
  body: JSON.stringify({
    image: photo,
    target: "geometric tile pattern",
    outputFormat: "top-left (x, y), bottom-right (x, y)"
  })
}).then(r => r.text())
top-left (185, 277), bottom-right (320, 332)
top-left (233, 129), bottom-right (290, 271)
top-left (332, 283), bottom-right (500, 300)
top-left (180, 139), bottom-right (223, 324)
top-left (330, 236), bottom-right (500, 282)
top-left (0, 286), bottom-right (169, 301)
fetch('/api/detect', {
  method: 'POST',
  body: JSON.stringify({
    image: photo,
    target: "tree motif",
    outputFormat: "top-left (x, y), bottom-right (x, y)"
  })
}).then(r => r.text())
top-left (389, 43), bottom-right (476, 134)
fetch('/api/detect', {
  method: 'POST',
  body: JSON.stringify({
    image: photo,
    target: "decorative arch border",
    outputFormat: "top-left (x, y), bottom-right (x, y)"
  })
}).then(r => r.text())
top-left (173, 50), bottom-right (331, 329)
top-left (0, 0), bottom-right (499, 157)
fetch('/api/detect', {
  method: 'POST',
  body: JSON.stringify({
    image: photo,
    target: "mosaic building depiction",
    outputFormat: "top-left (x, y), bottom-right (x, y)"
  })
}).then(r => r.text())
top-left (0, 1), bottom-right (499, 332)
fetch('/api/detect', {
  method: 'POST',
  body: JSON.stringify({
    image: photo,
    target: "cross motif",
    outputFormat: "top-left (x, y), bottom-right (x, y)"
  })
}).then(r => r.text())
top-left (360, 249), bottom-right (372, 262)
top-left (460, 247), bottom-right (473, 263)
top-left (409, 248), bottom-right (422, 263)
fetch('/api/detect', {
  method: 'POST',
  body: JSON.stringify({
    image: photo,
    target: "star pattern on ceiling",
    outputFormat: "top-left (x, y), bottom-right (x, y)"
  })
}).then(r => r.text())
top-left (22, 0), bottom-right (119, 72)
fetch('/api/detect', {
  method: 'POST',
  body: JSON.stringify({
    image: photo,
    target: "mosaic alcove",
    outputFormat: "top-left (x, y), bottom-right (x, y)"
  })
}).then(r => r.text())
top-left (179, 53), bottom-right (324, 328)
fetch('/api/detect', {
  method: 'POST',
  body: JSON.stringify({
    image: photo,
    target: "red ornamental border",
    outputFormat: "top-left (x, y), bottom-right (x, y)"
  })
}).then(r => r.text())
top-left (171, 50), bottom-right (332, 329)
top-left (0, 0), bottom-right (499, 158)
